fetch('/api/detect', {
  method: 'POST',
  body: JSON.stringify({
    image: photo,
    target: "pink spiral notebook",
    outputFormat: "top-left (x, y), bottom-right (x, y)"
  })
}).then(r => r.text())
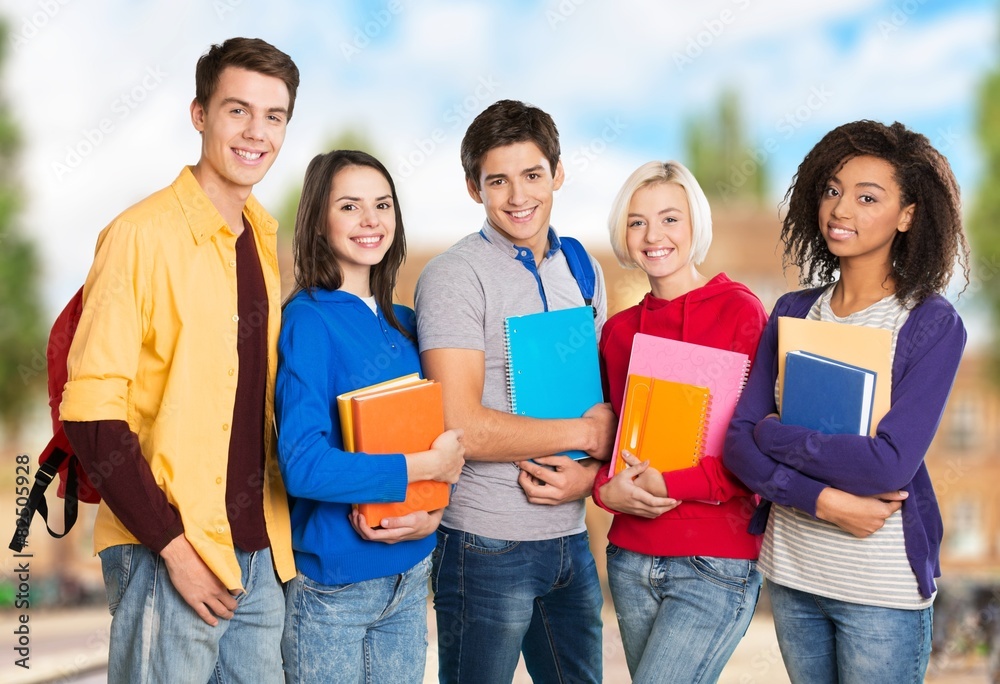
top-left (609, 333), bottom-right (751, 476)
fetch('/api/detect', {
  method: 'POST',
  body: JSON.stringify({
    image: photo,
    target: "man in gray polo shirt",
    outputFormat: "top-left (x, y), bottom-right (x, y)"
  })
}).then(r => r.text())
top-left (415, 99), bottom-right (615, 684)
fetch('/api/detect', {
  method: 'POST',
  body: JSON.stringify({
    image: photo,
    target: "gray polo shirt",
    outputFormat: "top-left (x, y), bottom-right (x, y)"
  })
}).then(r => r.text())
top-left (414, 221), bottom-right (607, 541)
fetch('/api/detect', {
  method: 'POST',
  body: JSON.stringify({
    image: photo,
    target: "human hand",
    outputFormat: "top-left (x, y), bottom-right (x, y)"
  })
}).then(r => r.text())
top-left (516, 456), bottom-right (600, 505)
top-left (598, 456), bottom-right (679, 519)
top-left (160, 535), bottom-right (238, 626)
top-left (349, 508), bottom-right (444, 544)
top-left (580, 403), bottom-right (616, 461)
top-left (815, 487), bottom-right (907, 538)
top-left (408, 429), bottom-right (465, 484)
top-left (619, 451), bottom-right (667, 497)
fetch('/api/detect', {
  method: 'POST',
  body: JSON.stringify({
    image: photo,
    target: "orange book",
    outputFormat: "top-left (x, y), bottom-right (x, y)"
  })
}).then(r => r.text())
top-left (350, 380), bottom-right (449, 523)
top-left (613, 374), bottom-right (710, 476)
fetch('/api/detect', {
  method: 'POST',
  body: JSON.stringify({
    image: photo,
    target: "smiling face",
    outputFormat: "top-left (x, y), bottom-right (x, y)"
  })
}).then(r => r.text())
top-left (190, 66), bottom-right (289, 199)
top-left (819, 155), bottom-right (914, 273)
top-left (467, 140), bottom-right (564, 262)
top-left (625, 181), bottom-right (700, 298)
top-left (326, 164), bottom-right (396, 297)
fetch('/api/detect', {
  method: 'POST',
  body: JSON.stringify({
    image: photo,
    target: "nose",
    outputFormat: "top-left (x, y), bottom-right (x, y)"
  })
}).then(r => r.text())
top-left (508, 179), bottom-right (527, 206)
top-left (243, 114), bottom-right (265, 142)
top-left (360, 205), bottom-right (379, 228)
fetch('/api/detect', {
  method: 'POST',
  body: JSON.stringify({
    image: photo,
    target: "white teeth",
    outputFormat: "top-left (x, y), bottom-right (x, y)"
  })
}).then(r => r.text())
top-left (353, 236), bottom-right (381, 245)
top-left (645, 248), bottom-right (672, 258)
top-left (234, 149), bottom-right (262, 161)
top-left (510, 209), bottom-right (533, 219)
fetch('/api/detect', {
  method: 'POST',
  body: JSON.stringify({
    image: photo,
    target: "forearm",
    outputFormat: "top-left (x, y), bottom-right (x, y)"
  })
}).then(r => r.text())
top-left (664, 456), bottom-right (752, 503)
top-left (457, 404), bottom-right (598, 462)
top-left (64, 420), bottom-right (183, 552)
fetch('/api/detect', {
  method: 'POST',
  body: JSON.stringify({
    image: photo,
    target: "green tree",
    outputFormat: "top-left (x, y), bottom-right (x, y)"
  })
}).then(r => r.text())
top-left (0, 21), bottom-right (45, 441)
top-left (684, 88), bottom-right (768, 204)
top-left (970, 22), bottom-right (1000, 376)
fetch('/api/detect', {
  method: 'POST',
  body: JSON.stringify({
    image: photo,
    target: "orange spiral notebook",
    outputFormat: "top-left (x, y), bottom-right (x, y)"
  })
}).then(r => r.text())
top-left (612, 374), bottom-right (711, 476)
top-left (337, 376), bottom-right (450, 524)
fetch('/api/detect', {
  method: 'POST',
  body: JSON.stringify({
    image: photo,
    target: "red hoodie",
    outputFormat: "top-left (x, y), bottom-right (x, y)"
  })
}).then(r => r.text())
top-left (593, 273), bottom-right (767, 559)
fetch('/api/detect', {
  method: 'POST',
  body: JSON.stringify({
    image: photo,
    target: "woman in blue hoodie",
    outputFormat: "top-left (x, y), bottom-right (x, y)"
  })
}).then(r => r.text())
top-left (275, 150), bottom-right (464, 683)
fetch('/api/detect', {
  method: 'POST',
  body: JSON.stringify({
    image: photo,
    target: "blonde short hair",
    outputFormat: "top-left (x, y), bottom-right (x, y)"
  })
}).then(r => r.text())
top-left (608, 160), bottom-right (713, 268)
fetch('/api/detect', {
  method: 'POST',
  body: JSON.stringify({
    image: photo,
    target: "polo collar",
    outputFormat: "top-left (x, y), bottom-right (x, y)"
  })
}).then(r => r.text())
top-left (478, 221), bottom-right (562, 262)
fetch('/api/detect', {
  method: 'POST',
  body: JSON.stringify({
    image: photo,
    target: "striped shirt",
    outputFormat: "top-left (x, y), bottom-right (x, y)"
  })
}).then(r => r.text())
top-left (759, 284), bottom-right (933, 609)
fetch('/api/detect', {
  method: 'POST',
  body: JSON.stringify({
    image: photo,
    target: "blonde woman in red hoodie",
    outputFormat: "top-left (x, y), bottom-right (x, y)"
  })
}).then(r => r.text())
top-left (593, 160), bottom-right (767, 683)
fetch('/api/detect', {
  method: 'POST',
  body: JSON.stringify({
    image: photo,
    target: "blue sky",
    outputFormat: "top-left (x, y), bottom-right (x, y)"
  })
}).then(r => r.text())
top-left (3, 0), bottom-right (997, 329)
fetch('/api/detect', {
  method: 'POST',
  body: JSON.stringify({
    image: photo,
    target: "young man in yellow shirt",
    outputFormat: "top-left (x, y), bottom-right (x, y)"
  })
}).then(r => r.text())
top-left (61, 37), bottom-right (299, 682)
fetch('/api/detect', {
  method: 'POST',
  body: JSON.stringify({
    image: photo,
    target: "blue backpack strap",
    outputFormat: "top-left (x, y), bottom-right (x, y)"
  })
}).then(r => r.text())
top-left (559, 236), bottom-right (596, 307)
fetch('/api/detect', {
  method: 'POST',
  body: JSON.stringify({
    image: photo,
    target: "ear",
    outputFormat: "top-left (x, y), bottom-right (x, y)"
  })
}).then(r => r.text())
top-left (552, 159), bottom-right (565, 191)
top-left (190, 98), bottom-right (206, 133)
top-left (466, 176), bottom-right (484, 205)
top-left (897, 203), bottom-right (915, 233)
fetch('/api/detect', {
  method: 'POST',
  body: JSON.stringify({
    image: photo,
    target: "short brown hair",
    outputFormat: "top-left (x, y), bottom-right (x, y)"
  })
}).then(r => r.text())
top-left (461, 99), bottom-right (560, 189)
top-left (195, 37), bottom-right (300, 120)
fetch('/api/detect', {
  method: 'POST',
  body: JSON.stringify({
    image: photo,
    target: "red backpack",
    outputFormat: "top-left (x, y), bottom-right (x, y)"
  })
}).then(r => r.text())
top-left (9, 287), bottom-right (101, 552)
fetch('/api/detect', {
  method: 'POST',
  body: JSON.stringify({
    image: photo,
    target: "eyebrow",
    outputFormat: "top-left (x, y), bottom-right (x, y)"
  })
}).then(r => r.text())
top-left (628, 207), bottom-right (683, 217)
top-left (828, 175), bottom-right (887, 193)
top-left (220, 97), bottom-right (289, 115)
top-left (333, 195), bottom-right (393, 202)
top-left (482, 164), bottom-right (546, 184)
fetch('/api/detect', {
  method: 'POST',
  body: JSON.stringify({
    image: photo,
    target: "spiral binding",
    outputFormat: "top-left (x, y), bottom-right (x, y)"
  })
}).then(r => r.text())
top-left (692, 390), bottom-right (711, 465)
top-left (504, 320), bottom-right (519, 414)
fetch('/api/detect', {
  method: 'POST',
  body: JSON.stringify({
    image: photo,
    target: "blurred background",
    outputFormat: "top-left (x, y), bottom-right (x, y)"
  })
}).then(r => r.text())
top-left (1, 0), bottom-right (998, 681)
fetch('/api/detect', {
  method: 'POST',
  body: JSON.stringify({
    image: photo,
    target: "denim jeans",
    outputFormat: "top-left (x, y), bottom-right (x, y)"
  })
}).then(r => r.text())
top-left (99, 543), bottom-right (284, 684)
top-left (281, 556), bottom-right (431, 684)
top-left (767, 581), bottom-right (933, 684)
top-left (431, 526), bottom-right (603, 684)
top-left (606, 544), bottom-right (762, 683)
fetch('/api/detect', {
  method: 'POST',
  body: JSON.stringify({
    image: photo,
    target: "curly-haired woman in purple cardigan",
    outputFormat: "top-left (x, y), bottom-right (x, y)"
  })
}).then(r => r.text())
top-left (724, 120), bottom-right (970, 684)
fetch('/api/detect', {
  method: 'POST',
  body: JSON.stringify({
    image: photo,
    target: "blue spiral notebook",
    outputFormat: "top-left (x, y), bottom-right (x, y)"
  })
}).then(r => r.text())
top-left (503, 306), bottom-right (603, 459)
top-left (781, 350), bottom-right (877, 436)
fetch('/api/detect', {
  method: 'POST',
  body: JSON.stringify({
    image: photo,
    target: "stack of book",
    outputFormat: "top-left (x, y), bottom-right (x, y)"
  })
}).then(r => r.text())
top-left (337, 374), bottom-right (449, 522)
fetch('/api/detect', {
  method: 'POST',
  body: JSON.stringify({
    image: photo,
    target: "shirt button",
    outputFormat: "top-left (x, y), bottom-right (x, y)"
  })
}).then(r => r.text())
top-left (229, 260), bottom-right (236, 267)
top-left (232, 314), bottom-right (239, 322)
top-left (222, 423), bottom-right (230, 431)
top-left (216, 477), bottom-right (223, 485)
top-left (216, 527), bottom-right (225, 534)
top-left (228, 368), bottom-right (235, 376)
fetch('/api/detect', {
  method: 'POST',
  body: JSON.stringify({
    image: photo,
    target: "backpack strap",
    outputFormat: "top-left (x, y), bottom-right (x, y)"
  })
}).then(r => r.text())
top-left (9, 434), bottom-right (79, 552)
top-left (559, 236), bottom-right (596, 310)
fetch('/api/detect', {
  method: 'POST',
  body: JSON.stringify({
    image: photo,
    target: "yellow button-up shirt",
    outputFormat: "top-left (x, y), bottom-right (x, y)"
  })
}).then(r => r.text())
top-left (61, 167), bottom-right (294, 589)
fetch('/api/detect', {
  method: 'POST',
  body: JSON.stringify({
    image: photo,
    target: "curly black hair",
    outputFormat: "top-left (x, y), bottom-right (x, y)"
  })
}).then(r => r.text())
top-left (780, 120), bottom-right (970, 303)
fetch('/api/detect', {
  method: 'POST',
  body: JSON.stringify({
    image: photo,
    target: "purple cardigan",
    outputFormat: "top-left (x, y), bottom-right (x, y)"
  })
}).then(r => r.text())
top-left (724, 287), bottom-right (966, 599)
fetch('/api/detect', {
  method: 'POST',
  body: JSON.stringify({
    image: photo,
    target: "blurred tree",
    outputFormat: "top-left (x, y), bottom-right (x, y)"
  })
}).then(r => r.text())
top-left (0, 21), bottom-right (46, 442)
top-left (684, 88), bottom-right (768, 204)
top-left (970, 21), bottom-right (1000, 377)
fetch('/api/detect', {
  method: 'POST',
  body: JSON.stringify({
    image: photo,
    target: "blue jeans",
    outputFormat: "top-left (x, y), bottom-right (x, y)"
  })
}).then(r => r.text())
top-left (606, 544), bottom-right (762, 683)
top-left (768, 580), bottom-right (933, 684)
top-left (431, 526), bottom-right (603, 684)
top-left (281, 556), bottom-right (430, 684)
top-left (99, 543), bottom-right (283, 684)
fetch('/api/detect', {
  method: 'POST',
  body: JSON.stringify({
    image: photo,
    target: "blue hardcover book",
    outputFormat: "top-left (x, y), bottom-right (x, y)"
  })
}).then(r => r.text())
top-left (781, 350), bottom-right (877, 436)
top-left (503, 306), bottom-right (603, 459)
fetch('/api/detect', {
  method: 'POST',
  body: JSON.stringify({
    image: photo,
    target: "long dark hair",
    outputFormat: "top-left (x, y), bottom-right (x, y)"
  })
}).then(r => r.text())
top-left (780, 120), bottom-right (969, 304)
top-left (289, 150), bottom-right (410, 337)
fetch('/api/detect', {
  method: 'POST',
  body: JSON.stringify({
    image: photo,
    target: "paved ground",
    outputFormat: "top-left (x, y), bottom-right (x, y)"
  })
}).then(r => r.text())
top-left (1, 602), bottom-right (990, 683)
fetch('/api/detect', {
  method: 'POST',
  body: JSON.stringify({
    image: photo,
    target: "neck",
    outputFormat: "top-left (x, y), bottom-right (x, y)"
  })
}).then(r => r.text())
top-left (830, 259), bottom-right (895, 316)
top-left (648, 265), bottom-right (706, 301)
top-left (339, 264), bottom-right (373, 298)
top-left (190, 163), bottom-right (252, 235)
